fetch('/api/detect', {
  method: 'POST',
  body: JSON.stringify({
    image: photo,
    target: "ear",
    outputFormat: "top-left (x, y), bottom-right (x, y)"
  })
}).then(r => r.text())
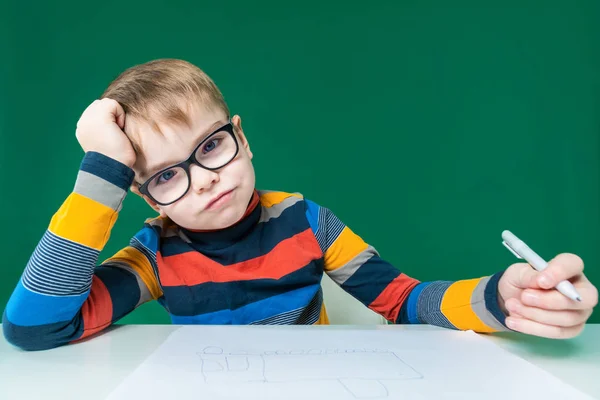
top-left (231, 115), bottom-right (252, 159)
top-left (130, 184), bottom-right (167, 217)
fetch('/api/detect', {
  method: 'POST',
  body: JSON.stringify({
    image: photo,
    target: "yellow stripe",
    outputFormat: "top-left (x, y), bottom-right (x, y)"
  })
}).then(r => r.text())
top-left (440, 278), bottom-right (495, 332)
top-left (324, 226), bottom-right (369, 272)
top-left (105, 247), bottom-right (163, 300)
top-left (315, 303), bottom-right (330, 325)
top-left (49, 192), bottom-right (118, 251)
top-left (259, 191), bottom-right (302, 208)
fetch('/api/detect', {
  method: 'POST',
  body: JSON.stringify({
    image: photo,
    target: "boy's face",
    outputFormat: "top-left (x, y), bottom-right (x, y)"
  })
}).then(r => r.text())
top-left (127, 103), bottom-right (256, 231)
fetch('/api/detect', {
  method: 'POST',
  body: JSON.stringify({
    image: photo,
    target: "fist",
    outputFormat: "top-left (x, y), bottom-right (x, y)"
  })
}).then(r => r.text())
top-left (75, 98), bottom-right (136, 168)
top-left (498, 253), bottom-right (598, 339)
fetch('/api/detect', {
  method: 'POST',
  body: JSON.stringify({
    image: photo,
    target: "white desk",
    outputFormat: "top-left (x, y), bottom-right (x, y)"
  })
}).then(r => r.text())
top-left (1, 324), bottom-right (599, 400)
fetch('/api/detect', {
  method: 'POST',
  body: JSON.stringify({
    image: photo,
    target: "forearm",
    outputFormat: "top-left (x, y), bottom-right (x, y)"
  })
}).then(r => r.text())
top-left (397, 271), bottom-right (509, 332)
top-left (2, 152), bottom-right (134, 349)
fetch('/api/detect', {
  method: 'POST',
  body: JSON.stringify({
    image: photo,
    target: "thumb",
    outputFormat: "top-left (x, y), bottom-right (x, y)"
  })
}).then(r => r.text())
top-left (508, 263), bottom-right (541, 289)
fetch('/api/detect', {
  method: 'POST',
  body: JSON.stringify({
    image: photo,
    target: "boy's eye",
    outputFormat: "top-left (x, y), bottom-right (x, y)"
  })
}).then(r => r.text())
top-left (156, 169), bottom-right (177, 184)
top-left (202, 138), bottom-right (221, 154)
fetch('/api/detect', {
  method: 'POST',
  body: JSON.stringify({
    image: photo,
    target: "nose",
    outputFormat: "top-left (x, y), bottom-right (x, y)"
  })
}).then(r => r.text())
top-left (189, 164), bottom-right (220, 193)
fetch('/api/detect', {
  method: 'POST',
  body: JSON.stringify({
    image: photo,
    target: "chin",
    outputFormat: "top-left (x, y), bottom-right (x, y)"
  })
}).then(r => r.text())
top-left (189, 203), bottom-right (247, 230)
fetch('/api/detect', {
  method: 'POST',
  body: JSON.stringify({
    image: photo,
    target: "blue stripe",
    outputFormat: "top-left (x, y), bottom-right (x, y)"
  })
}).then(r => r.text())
top-left (160, 200), bottom-right (311, 264)
top-left (133, 226), bottom-right (160, 254)
top-left (171, 284), bottom-right (320, 324)
top-left (4, 280), bottom-right (89, 326)
top-left (406, 282), bottom-right (429, 324)
top-left (79, 151), bottom-right (134, 191)
top-left (161, 259), bottom-right (323, 316)
top-left (340, 255), bottom-right (401, 307)
top-left (304, 199), bottom-right (320, 234)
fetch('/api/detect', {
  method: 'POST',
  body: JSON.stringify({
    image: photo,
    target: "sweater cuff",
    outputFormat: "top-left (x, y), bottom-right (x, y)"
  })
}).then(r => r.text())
top-left (484, 271), bottom-right (509, 329)
top-left (79, 151), bottom-right (134, 191)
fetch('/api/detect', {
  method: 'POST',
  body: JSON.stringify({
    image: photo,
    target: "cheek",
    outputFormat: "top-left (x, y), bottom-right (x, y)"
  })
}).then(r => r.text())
top-left (224, 156), bottom-right (256, 186)
top-left (159, 199), bottom-right (192, 221)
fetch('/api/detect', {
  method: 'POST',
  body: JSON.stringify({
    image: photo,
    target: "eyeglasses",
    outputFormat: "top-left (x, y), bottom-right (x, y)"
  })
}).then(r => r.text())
top-left (138, 121), bottom-right (239, 206)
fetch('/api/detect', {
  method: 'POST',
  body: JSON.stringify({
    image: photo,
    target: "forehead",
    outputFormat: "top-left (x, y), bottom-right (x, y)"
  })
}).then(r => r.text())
top-left (126, 104), bottom-right (228, 181)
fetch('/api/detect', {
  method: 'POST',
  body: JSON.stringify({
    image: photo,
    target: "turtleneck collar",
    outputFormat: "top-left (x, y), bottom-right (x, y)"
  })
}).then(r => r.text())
top-left (180, 190), bottom-right (261, 248)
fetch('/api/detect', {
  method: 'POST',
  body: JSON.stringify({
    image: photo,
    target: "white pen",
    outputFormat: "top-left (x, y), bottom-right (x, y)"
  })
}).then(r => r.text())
top-left (501, 230), bottom-right (582, 302)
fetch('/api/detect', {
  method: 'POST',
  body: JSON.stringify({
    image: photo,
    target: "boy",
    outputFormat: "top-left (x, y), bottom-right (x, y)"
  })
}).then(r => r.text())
top-left (3, 59), bottom-right (597, 351)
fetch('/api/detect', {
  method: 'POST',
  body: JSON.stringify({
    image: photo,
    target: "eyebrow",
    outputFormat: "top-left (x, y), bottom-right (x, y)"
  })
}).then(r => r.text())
top-left (140, 119), bottom-right (228, 181)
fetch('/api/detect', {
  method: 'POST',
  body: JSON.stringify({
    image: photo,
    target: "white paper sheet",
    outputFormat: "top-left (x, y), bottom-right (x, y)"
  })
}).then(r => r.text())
top-left (107, 326), bottom-right (594, 400)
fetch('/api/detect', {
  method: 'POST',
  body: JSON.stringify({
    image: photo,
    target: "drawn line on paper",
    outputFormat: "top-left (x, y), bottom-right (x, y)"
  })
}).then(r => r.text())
top-left (197, 347), bottom-right (423, 399)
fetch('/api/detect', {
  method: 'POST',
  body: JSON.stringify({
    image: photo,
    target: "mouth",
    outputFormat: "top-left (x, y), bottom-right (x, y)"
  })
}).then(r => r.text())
top-left (204, 189), bottom-right (235, 211)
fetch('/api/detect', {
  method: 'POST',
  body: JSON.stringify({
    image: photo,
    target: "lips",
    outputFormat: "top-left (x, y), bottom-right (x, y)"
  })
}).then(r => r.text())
top-left (204, 189), bottom-right (234, 210)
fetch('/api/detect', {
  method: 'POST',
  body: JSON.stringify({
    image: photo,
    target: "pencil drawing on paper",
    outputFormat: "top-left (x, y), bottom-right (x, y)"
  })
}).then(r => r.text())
top-left (197, 346), bottom-right (423, 399)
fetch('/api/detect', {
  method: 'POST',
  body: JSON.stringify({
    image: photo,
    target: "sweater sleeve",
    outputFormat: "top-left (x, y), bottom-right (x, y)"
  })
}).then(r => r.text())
top-left (2, 152), bottom-right (162, 351)
top-left (304, 199), bottom-right (509, 332)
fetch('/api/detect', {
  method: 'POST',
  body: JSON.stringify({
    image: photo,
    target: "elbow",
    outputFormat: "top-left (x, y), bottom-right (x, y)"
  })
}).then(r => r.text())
top-left (2, 312), bottom-right (72, 351)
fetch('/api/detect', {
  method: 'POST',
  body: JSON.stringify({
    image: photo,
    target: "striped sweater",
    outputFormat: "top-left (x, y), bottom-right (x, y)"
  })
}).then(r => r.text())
top-left (2, 152), bottom-right (508, 350)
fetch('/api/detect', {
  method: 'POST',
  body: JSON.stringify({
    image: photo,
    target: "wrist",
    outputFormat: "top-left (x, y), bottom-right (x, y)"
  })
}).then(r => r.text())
top-left (80, 151), bottom-right (135, 191)
top-left (497, 289), bottom-right (509, 316)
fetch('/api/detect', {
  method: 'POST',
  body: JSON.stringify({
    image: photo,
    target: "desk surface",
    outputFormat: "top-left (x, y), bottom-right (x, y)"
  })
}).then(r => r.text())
top-left (1, 324), bottom-right (599, 400)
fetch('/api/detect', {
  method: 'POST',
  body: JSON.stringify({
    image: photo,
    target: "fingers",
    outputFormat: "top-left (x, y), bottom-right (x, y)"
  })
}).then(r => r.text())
top-left (521, 285), bottom-right (598, 311)
top-left (505, 316), bottom-right (585, 339)
top-left (102, 98), bottom-right (126, 129)
top-left (505, 298), bottom-right (592, 327)
top-left (505, 262), bottom-right (542, 289)
top-left (537, 253), bottom-right (584, 289)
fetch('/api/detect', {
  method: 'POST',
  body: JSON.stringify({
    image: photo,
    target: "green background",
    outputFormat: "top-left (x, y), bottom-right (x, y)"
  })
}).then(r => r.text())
top-left (1, 0), bottom-right (598, 324)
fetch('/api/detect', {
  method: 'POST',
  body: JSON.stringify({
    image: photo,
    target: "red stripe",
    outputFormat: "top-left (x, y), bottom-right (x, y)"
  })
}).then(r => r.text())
top-left (368, 274), bottom-right (419, 322)
top-left (157, 228), bottom-right (322, 286)
top-left (79, 276), bottom-right (113, 339)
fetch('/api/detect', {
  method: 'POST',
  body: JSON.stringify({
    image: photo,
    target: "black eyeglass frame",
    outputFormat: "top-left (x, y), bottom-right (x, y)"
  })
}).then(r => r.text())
top-left (137, 121), bottom-right (239, 206)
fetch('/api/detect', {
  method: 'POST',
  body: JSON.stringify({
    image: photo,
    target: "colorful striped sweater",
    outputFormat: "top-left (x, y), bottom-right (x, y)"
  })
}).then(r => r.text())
top-left (2, 152), bottom-right (508, 350)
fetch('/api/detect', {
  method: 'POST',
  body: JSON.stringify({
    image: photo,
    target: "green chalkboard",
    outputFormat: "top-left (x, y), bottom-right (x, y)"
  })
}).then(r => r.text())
top-left (1, 0), bottom-right (598, 324)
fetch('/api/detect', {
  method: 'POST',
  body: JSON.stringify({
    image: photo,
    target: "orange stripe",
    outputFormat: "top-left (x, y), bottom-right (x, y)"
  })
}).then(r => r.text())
top-left (259, 191), bottom-right (302, 208)
top-left (324, 226), bottom-right (369, 272)
top-left (157, 228), bottom-right (322, 286)
top-left (105, 246), bottom-right (163, 299)
top-left (315, 303), bottom-right (330, 325)
top-left (79, 276), bottom-right (113, 339)
top-left (368, 274), bottom-right (420, 322)
top-left (440, 279), bottom-right (495, 332)
top-left (49, 192), bottom-right (118, 251)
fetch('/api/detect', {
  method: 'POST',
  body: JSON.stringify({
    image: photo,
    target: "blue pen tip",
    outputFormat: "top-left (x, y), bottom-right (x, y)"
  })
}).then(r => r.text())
top-left (576, 296), bottom-right (582, 302)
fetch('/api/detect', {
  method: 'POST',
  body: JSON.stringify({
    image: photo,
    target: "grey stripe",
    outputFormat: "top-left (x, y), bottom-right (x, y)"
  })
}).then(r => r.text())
top-left (326, 246), bottom-right (379, 285)
top-left (22, 270), bottom-right (91, 295)
top-left (250, 307), bottom-right (305, 325)
top-left (259, 195), bottom-right (302, 223)
top-left (471, 276), bottom-right (509, 331)
top-left (417, 281), bottom-right (456, 329)
top-left (22, 230), bottom-right (98, 296)
top-left (24, 262), bottom-right (90, 285)
top-left (315, 207), bottom-right (345, 252)
top-left (297, 288), bottom-right (323, 325)
top-left (324, 212), bottom-right (344, 250)
top-left (103, 261), bottom-right (153, 306)
top-left (42, 230), bottom-right (98, 257)
top-left (73, 170), bottom-right (127, 211)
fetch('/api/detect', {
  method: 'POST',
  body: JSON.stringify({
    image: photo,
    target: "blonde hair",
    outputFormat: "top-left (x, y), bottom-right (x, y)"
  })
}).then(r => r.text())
top-left (101, 58), bottom-right (229, 133)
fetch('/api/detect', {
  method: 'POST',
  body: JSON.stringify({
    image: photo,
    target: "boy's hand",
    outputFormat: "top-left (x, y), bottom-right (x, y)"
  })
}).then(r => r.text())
top-left (76, 98), bottom-right (136, 168)
top-left (497, 253), bottom-right (598, 339)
